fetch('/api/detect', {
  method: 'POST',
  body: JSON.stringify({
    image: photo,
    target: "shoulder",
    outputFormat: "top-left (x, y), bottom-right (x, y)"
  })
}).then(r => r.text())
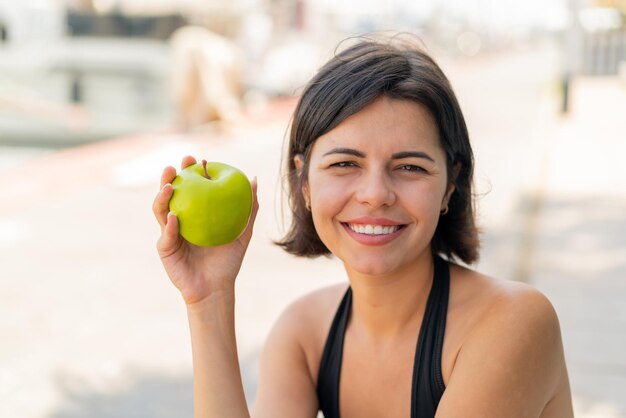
top-left (438, 264), bottom-right (568, 417)
top-left (448, 263), bottom-right (560, 338)
top-left (271, 283), bottom-right (349, 341)
top-left (472, 277), bottom-right (564, 373)
top-left (252, 283), bottom-right (348, 417)
top-left (267, 283), bottom-right (349, 378)
top-left (280, 283), bottom-right (349, 323)
top-left (462, 269), bottom-right (561, 344)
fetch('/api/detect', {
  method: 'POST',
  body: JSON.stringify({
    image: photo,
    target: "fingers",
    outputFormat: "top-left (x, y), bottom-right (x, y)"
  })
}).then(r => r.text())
top-left (161, 154), bottom-right (197, 189)
top-left (155, 156), bottom-right (196, 228)
top-left (156, 211), bottom-right (182, 258)
top-left (181, 155), bottom-right (197, 170)
top-left (160, 166), bottom-right (177, 189)
top-left (153, 183), bottom-right (174, 229)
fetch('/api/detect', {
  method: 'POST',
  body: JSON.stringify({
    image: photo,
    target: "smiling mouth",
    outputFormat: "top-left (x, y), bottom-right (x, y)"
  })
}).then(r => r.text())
top-left (342, 222), bottom-right (407, 235)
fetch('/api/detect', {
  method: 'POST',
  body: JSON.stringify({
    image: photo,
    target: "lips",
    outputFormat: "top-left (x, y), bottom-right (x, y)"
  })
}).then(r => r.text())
top-left (346, 223), bottom-right (401, 235)
top-left (340, 217), bottom-right (408, 245)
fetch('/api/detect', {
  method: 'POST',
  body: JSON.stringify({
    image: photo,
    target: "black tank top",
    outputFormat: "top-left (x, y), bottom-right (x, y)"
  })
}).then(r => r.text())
top-left (316, 255), bottom-right (450, 418)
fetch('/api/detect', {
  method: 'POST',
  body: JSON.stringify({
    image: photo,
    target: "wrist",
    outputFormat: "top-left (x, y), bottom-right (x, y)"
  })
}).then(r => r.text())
top-left (186, 289), bottom-right (236, 316)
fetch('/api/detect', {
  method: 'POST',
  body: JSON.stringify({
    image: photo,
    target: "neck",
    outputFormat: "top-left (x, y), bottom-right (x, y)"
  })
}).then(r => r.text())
top-left (344, 252), bottom-right (436, 342)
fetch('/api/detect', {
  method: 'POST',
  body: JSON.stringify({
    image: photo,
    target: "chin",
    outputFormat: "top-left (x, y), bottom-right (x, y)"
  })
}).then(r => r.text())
top-left (340, 242), bottom-right (434, 279)
top-left (343, 254), bottom-right (403, 278)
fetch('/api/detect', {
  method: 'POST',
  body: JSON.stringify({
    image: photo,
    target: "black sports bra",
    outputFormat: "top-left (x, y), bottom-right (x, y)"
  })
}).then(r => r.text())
top-left (316, 255), bottom-right (450, 417)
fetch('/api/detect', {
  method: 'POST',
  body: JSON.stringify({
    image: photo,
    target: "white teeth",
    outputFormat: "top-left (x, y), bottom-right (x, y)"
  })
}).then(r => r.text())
top-left (348, 224), bottom-right (400, 235)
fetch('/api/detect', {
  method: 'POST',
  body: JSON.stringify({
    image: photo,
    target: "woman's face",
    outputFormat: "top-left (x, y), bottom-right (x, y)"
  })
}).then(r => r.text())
top-left (298, 96), bottom-right (453, 277)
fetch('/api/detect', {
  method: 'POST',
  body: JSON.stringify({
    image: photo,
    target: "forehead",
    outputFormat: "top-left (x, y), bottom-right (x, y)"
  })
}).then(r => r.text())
top-left (311, 96), bottom-right (443, 159)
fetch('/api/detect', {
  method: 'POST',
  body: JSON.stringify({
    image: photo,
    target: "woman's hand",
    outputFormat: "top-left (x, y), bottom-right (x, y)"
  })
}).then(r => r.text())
top-left (152, 155), bottom-right (259, 306)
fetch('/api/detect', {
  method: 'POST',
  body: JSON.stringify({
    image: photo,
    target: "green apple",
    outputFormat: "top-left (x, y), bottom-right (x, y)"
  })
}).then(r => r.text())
top-left (169, 160), bottom-right (253, 246)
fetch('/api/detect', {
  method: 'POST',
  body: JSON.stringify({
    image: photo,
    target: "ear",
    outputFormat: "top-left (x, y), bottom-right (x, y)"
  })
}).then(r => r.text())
top-left (294, 154), bottom-right (305, 176)
top-left (443, 162), bottom-right (461, 205)
top-left (294, 154), bottom-right (311, 204)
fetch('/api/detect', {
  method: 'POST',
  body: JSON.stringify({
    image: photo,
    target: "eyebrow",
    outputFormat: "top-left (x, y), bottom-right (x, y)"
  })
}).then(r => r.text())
top-left (322, 147), bottom-right (435, 163)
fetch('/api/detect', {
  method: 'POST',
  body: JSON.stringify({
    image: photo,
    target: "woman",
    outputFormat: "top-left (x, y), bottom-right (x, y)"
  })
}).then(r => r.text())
top-left (153, 35), bottom-right (574, 417)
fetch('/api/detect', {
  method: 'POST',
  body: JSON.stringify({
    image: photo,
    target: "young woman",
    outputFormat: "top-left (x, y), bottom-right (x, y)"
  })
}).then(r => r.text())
top-left (152, 35), bottom-right (574, 418)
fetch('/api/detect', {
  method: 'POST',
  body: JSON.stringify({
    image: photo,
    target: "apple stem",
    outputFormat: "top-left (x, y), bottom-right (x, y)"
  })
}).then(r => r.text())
top-left (202, 160), bottom-right (212, 180)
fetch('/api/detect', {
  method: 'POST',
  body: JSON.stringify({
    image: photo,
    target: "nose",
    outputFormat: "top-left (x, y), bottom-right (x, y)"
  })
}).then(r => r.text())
top-left (354, 169), bottom-right (397, 208)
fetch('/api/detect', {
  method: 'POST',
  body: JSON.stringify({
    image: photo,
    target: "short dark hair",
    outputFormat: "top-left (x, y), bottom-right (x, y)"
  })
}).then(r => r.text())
top-left (275, 34), bottom-right (480, 264)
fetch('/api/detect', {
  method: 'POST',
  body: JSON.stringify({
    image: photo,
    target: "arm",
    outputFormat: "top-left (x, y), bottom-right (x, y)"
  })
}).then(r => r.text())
top-left (252, 299), bottom-right (320, 418)
top-left (436, 286), bottom-right (573, 418)
top-left (187, 291), bottom-right (250, 418)
top-left (155, 157), bottom-right (319, 417)
top-left (186, 288), bottom-right (320, 418)
top-left (153, 156), bottom-right (258, 418)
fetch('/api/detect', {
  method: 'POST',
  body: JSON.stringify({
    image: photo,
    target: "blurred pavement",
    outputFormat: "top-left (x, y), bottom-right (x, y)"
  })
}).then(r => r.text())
top-left (1, 42), bottom-right (625, 417)
top-left (528, 77), bottom-right (626, 418)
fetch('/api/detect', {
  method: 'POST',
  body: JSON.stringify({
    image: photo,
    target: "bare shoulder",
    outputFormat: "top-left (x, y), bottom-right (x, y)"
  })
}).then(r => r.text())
top-left (252, 283), bottom-right (348, 417)
top-left (271, 283), bottom-right (349, 376)
top-left (273, 283), bottom-right (348, 337)
top-left (437, 264), bottom-right (572, 417)
top-left (450, 264), bottom-right (560, 336)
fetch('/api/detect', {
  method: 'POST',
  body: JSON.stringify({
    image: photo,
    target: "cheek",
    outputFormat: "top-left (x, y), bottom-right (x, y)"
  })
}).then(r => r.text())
top-left (311, 187), bottom-right (346, 230)
top-left (308, 175), bottom-right (352, 242)
top-left (309, 174), bottom-right (350, 207)
top-left (401, 180), bottom-right (446, 211)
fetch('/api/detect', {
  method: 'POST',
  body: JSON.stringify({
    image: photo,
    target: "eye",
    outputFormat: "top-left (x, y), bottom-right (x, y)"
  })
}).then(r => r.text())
top-left (398, 164), bottom-right (426, 173)
top-left (330, 161), bottom-right (357, 168)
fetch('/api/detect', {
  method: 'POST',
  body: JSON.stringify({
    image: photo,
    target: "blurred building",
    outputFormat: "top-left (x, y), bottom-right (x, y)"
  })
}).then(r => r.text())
top-left (578, 0), bottom-right (626, 75)
top-left (0, 0), bottom-right (185, 145)
top-left (0, 0), bottom-right (65, 44)
top-left (6, 0), bottom-right (622, 144)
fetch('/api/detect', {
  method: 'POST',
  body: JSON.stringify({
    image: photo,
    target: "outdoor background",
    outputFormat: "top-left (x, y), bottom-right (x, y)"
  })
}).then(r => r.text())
top-left (1, 0), bottom-right (625, 417)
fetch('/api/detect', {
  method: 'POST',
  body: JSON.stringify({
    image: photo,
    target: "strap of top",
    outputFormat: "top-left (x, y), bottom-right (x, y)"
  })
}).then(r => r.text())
top-left (411, 254), bottom-right (450, 417)
top-left (317, 255), bottom-right (450, 418)
top-left (316, 287), bottom-right (351, 418)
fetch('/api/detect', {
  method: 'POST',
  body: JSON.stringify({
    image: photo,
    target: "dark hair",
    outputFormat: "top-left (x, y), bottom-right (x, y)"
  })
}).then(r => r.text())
top-left (275, 34), bottom-right (480, 264)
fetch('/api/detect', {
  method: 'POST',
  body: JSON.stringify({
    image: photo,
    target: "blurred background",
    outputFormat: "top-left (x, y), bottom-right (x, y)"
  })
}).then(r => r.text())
top-left (1, 0), bottom-right (625, 417)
